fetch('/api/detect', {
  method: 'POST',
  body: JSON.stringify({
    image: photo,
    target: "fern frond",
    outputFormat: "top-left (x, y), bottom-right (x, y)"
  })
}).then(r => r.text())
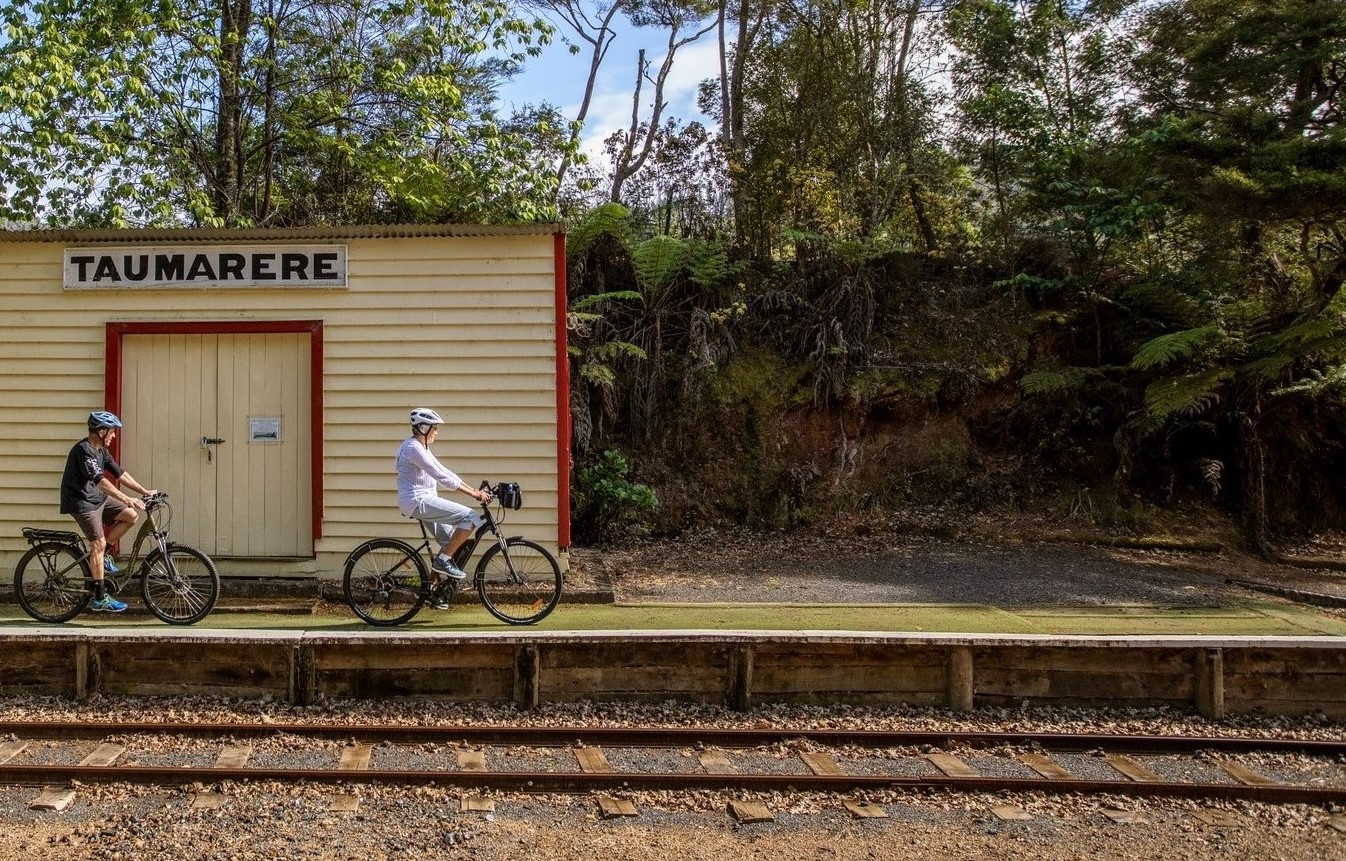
top-left (569, 290), bottom-right (642, 312)
top-left (1257, 314), bottom-right (1341, 353)
top-left (1140, 368), bottom-right (1231, 429)
top-left (632, 235), bottom-right (689, 297)
top-left (1242, 354), bottom-right (1294, 381)
top-left (589, 341), bottom-right (648, 363)
top-left (578, 363), bottom-right (617, 387)
top-left (567, 202), bottom-right (632, 258)
top-left (1120, 283), bottom-right (1202, 326)
top-left (1273, 365), bottom-right (1346, 397)
top-left (1131, 325), bottom-right (1219, 370)
top-left (1018, 367), bottom-right (1099, 395)
top-left (686, 241), bottom-right (737, 289)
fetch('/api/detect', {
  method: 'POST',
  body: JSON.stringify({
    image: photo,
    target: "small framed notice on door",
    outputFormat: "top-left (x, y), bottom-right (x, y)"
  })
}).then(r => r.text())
top-left (249, 417), bottom-right (282, 443)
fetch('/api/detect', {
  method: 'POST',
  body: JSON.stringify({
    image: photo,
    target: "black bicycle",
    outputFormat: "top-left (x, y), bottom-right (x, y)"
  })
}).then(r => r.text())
top-left (13, 492), bottom-right (221, 625)
top-left (343, 481), bottom-right (562, 626)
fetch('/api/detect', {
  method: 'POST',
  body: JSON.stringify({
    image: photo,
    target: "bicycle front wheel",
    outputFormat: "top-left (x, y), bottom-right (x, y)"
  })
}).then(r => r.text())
top-left (476, 538), bottom-right (562, 625)
top-left (141, 544), bottom-right (221, 625)
top-left (14, 541), bottom-right (92, 623)
top-left (343, 539), bottom-right (427, 626)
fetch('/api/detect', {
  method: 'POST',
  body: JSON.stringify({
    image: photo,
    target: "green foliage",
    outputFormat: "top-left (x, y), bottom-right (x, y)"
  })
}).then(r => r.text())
top-left (567, 202), bottom-right (634, 258)
top-left (574, 450), bottom-right (658, 540)
top-left (730, 0), bottom-right (965, 256)
top-left (1131, 326), bottom-right (1223, 371)
top-left (1137, 368), bottom-right (1231, 434)
top-left (0, 0), bottom-right (568, 226)
top-left (1018, 367), bottom-right (1101, 395)
top-left (995, 273), bottom-right (1066, 302)
top-left (632, 235), bottom-right (689, 297)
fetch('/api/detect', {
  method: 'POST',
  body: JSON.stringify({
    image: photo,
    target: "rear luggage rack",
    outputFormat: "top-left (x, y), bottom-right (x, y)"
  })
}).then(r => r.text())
top-left (21, 527), bottom-right (83, 546)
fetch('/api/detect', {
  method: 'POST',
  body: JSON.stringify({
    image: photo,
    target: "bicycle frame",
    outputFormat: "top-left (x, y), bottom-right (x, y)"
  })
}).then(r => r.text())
top-left (43, 497), bottom-right (173, 590)
top-left (409, 502), bottom-right (518, 588)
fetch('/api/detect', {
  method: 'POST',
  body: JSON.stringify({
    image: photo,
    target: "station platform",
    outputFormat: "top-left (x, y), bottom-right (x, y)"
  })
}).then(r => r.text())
top-left (2, 537), bottom-right (1344, 719)
top-left (0, 623), bottom-right (1342, 720)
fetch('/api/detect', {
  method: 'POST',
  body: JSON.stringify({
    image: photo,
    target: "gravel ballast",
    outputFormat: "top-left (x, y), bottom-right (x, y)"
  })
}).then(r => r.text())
top-left (0, 696), bottom-right (1340, 860)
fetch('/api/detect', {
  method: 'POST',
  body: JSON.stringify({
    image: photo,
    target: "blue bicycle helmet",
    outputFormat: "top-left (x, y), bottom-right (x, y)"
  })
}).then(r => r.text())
top-left (88, 411), bottom-right (123, 430)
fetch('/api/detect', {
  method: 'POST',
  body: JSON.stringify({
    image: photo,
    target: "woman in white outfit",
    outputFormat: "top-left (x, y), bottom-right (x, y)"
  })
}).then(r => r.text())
top-left (396, 409), bottom-right (490, 594)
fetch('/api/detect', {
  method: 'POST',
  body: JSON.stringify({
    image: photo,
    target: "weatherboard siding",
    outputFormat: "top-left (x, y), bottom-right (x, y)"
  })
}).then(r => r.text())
top-left (0, 233), bottom-right (563, 576)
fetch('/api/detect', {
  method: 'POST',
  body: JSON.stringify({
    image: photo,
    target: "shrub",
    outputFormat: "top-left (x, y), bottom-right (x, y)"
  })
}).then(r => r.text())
top-left (574, 450), bottom-right (658, 542)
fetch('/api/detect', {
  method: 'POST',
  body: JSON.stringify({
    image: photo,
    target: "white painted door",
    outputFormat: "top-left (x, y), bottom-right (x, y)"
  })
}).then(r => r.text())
top-left (120, 333), bottom-right (312, 556)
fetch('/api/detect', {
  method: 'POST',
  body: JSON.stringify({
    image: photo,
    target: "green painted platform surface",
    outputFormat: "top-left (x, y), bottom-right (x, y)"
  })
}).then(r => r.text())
top-left (0, 598), bottom-right (1342, 636)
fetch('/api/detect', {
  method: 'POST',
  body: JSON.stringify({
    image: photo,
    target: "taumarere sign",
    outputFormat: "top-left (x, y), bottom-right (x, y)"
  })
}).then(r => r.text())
top-left (63, 244), bottom-right (347, 289)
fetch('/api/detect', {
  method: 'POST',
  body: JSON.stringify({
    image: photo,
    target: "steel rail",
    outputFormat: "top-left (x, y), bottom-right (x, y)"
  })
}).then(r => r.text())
top-left (1, 721), bottom-right (1342, 756)
top-left (0, 764), bottom-right (1343, 805)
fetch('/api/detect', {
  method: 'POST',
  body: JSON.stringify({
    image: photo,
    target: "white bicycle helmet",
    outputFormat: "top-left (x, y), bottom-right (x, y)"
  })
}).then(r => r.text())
top-left (410, 408), bottom-right (444, 435)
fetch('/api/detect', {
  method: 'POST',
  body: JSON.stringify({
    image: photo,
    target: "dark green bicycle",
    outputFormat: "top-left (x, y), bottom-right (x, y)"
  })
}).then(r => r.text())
top-left (14, 492), bottom-right (221, 624)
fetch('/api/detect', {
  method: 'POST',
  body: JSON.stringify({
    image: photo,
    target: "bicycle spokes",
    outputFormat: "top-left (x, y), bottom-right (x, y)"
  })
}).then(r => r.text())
top-left (14, 541), bottom-right (93, 624)
top-left (343, 540), bottom-right (426, 626)
top-left (476, 537), bottom-right (562, 625)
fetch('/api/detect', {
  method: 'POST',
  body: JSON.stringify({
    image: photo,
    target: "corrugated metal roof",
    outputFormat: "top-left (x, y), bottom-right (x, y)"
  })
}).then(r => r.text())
top-left (0, 223), bottom-right (562, 243)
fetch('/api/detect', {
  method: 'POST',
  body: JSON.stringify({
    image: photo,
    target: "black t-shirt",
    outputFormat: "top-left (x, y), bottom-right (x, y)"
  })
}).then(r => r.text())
top-left (59, 438), bottom-right (123, 514)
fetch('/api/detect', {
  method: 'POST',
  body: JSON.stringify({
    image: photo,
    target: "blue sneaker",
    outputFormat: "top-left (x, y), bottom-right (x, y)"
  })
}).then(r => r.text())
top-left (431, 556), bottom-right (467, 580)
top-left (91, 595), bottom-right (128, 613)
top-left (103, 556), bottom-right (119, 574)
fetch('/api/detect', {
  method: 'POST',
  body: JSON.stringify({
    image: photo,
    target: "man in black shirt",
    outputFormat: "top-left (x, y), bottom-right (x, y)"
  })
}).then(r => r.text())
top-left (59, 411), bottom-right (156, 612)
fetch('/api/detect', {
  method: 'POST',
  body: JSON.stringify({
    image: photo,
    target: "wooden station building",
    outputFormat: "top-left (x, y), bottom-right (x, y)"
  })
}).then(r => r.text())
top-left (0, 224), bottom-right (570, 579)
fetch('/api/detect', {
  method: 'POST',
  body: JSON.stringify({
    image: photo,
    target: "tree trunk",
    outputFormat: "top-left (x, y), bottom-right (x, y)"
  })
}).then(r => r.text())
top-left (215, 0), bottom-right (252, 224)
top-left (1238, 390), bottom-right (1274, 559)
top-left (894, 0), bottom-right (936, 252)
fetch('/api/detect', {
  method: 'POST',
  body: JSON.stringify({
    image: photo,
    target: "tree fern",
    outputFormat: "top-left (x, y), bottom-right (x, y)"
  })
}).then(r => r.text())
top-left (1131, 325), bottom-right (1220, 370)
top-left (1121, 282), bottom-right (1202, 326)
top-left (1018, 367), bottom-right (1100, 395)
top-left (686, 240), bottom-right (743, 290)
top-left (567, 202), bottom-right (633, 258)
top-left (1274, 365), bottom-right (1346, 397)
top-left (632, 234), bottom-right (689, 297)
top-left (1137, 367), bottom-right (1231, 434)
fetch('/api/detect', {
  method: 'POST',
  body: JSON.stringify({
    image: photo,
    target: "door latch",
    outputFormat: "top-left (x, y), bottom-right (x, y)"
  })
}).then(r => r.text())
top-left (201, 436), bottom-right (227, 463)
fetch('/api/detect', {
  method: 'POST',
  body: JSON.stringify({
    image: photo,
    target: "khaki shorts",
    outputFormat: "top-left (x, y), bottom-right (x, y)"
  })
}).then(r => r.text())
top-left (71, 497), bottom-right (130, 540)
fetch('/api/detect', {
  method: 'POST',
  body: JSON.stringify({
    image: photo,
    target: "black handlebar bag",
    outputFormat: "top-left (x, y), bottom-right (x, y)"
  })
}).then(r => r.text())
top-left (497, 482), bottom-right (523, 510)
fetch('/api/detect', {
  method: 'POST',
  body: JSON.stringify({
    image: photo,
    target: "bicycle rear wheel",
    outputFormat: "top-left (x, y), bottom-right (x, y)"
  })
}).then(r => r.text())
top-left (141, 544), bottom-right (221, 625)
top-left (343, 539), bottom-right (427, 626)
top-left (14, 541), bottom-right (92, 623)
top-left (475, 538), bottom-right (562, 625)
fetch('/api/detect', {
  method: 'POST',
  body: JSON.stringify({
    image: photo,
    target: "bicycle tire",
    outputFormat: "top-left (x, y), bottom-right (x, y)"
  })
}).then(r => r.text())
top-left (475, 537), bottom-right (562, 625)
top-left (14, 541), bottom-right (92, 623)
top-left (343, 538), bottom-right (427, 626)
top-left (141, 544), bottom-right (221, 625)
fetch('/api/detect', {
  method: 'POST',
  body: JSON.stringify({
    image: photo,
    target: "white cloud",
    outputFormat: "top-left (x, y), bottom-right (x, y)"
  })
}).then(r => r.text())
top-left (500, 18), bottom-right (721, 166)
top-left (576, 37), bottom-right (720, 161)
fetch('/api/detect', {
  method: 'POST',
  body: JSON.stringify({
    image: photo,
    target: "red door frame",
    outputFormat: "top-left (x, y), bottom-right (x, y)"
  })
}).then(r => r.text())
top-left (104, 320), bottom-right (325, 543)
top-left (553, 232), bottom-right (572, 550)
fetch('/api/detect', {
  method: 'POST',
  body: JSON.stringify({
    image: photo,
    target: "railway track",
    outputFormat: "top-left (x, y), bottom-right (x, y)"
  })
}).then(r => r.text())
top-left (1, 721), bottom-right (1343, 806)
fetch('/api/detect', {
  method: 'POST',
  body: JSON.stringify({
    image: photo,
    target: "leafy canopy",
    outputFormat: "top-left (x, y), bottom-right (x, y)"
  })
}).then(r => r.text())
top-left (0, 0), bottom-right (571, 226)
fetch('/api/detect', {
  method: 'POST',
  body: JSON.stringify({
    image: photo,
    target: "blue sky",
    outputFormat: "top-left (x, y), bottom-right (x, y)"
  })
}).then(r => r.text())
top-left (498, 20), bottom-right (721, 161)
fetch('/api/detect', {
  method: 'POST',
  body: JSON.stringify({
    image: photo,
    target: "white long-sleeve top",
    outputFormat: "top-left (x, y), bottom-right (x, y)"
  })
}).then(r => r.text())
top-left (395, 437), bottom-right (464, 515)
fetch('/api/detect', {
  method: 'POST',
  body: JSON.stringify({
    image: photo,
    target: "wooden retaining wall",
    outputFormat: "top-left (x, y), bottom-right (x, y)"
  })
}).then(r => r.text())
top-left (0, 631), bottom-right (1342, 718)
